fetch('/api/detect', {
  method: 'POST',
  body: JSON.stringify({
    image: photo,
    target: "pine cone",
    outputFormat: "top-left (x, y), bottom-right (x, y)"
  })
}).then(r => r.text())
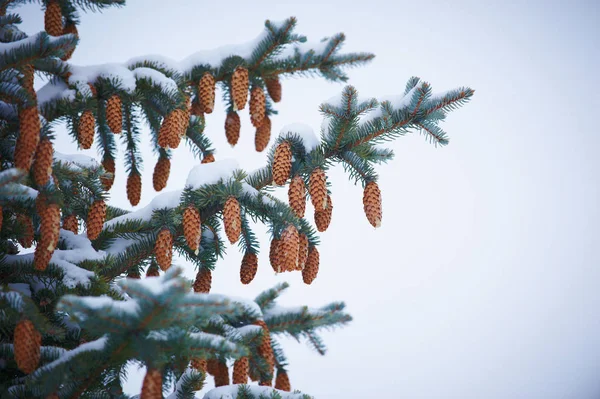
top-left (275, 370), bottom-right (291, 392)
top-left (206, 358), bottom-right (219, 376)
top-left (223, 196), bottom-right (241, 244)
top-left (363, 181), bottom-right (382, 228)
top-left (190, 100), bottom-right (203, 116)
top-left (255, 115), bottom-right (271, 152)
top-left (183, 205), bottom-right (201, 252)
top-left (298, 233), bottom-right (308, 270)
top-left (152, 156), bottom-right (170, 192)
top-left (269, 238), bottom-right (281, 273)
top-left (15, 106), bottom-right (41, 171)
top-left (88, 83), bottom-right (97, 97)
top-left (158, 110), bottom-right (183, 149)
top-left (86, 200), bottom-right (106, 241)
top-left (265, 76), bottom-right (282, 103)
top-left (17, 214), bottom-right (34, 248)
top-left (180, 107), bottom-right (190, 138)
top-left (302, 246), bottom-right (319, 285)
top-left (60, 22), bottom-right (78, 61)
top-left (272, 141), bottom-right (292, 186)
top-left (14, 320), bottom-right (41, 374)
top-left (214, 361), bottom-right (230, 387)
top-left (146, 262), bottom-right (160, 277)
top-left (201, 153), bottom-right (215, 164)
top-left (106, 95), bottom-right (122, 134)
top-left (127, 173), bottom-right (142, 206)
top-left (20, 64), bottom-right (35, 93)
top-left (141, 368), bottom-right (162, 399)
top-left (62, 215), bottom-right (78, 235)
top-left (32, 138), bottom-right (53, 186)
top-left (127, 268), bottom-right (141, 279)
top-left (230, 66), bottom-right (249, 111)
top-left (34, 245), bottom-right (53, 271)
top-left (279, 224), bottom-right (299, 272)
top-left (99, 157), bottom-right (115, 191)
top-left (250, 87), bottom-right (266, 127)
top-left (240, 252), bottom-right (258, 285)
top-left (44, 0), bottom-right (63, 36)
top-left (154, 229), bottom-right (173, 271)
top-left (254, 320), bottom-right (274, 383)
top-left (314, 194), bottom-right (333, 232)
top-left (232, 357), bottom-right (249, 384)
top-left (288, 176), bottom-right (306, 218)
top-left (193, 269), bottom-right (212, 293)
top-left (39, 203), bottom-right (60, 252)
top-left (191, 358), bottom-right (207, 373)
top-left (309, 168), bottom-right (327, 210)
top-left (78, 110), bottom-right (95, 149)
top-left (225, 111), bottom-right (241, 147)
top-left (168, 109), bottom-right (186, 148)
top-left (199, 72), bottom-right (215, 114)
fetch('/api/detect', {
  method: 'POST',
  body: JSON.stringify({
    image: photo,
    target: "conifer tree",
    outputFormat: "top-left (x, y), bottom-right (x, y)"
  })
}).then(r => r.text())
top-left (0, 1), bottom-right (474, 397)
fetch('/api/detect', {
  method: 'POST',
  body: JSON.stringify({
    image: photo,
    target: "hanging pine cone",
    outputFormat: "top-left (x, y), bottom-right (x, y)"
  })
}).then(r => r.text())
top-left (154, 229), bottom-right (173, 271)
top-left (223, 196), bottom-right (241, 244)
top-left (17, 214), bottom-right (34, 248)
top-left (314, 194), bottom-right (333, 232)
top-left (214, 361), bottom-right (230, 387)
top-left (254, 320), bottom-right (274, 384)
top-left (183, 205), bottom-right (201, 252)
top-left (288, 176), bottom-right (306, 218)
top-left (86, 200), bottom-right (106, 241)
top-left (269, 238), bottom-right (281, 273)
top-left (168, 109), bottom-right (187, 148)
top-left (146, 262), bottom-right (160, 277)
top-left (39, 203), bottom-right (60, 252)
top-left (363, 181), bottom-right (382, 228)
top-left (309, 168), bottom-right (327, 210)
top-left (62, 215), bottom-right (78, 235)
top-left (225, 111), bottom-right (241, 147)
top-left (249, 87), bottom-right (266, 127)
top-left (275, 370), bottom-right (291, 392)
top-left (232, 357), bottom-right (249, 384)
top-left (152, 156), bottom-right (170, 192)
top-left (32, 138), bottom-right (53, 187)
top-left (191, 358), bottom-right (207, 373)
top-left (78, 110), bottom-right (95, 150)
top-left (127, 173), bottom-right (142, 206)
top-left (201, 153), bottom-right (215, 164)
top-left (255, 115), bottom-right (271, 152)
top-left (20, 64), bottom-right (34, 93)
top-left (140, 368), bottom-right (162, 399)
top-left (158, 110), bottom-right (183, 149)
top-left (193, 269), bottom-right (212, 293)
top-left (298, 233), bottom-right (308, 270)
top-left (15, 106), bottom-right (41, 171)
top-left (199, 72), bottom-right (215, 114)
top-left (34, 245), bottom-right (53, 271)
top-left (127, 268), bottom-right (141, 279)
top-left (240, 252), bottom-right (258, 285)
top-left (60, 21), bottom-right (78, 61)
top-left (44, 0), bottom-right (63, 36)
top-left (279, 224), bottom-right (299, 272)
top-left (230, 66), bottom-right (249, 111)
top-left (88, 83), bottom-right (97, 97)
top-left (206, 358), bottom-right (219, 376)
top-left (101, 157), bottom-right (115, 191)
top-left (180, 107), bottom-right (190, 138)
top-left (272, 141), bottom-right (292, 186)
top-left (302, 246), bottom-right (320, 285)
top-left (265, 76), bottom-right (282, 103)
top-left (106, 95), bottom-right (122, 134)
top-left (14, 320), bottom-right (41, 374)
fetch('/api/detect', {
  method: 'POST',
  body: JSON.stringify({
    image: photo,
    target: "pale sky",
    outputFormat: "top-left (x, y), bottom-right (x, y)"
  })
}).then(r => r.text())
top-left (17, 0), bottom-right (600, 397)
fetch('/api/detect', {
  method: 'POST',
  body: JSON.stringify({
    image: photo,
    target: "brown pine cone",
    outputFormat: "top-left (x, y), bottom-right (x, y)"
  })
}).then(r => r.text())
top-left (127, 173), bottom-right (142, 206)
top-left (309, 168), bottom-right (327, 210)
top-left (20, 65), bottom-right (35, 93)
top-left (15, 106), bottom-right (41, 171)
top-left (302, 246), bottom-right (320, 285)
top-left (279, 224), bottom-right (299, 272)
top-left (60, 21), bottom-right (78, 61)
top-left (101, 157), bottom-right (115, 191)
top-left (17, 214), bottom-right (34, 248)
top-left (158, 110), bottom-right (183, 149)
top-left (201, 153), bottom-right (215, 164)
top-left (254, 320), bottom-right (274, 383)
top-left (191, 358), bottom-right (207, 373)
top-left (206, 358), bottom-right (219, 376)
top-left (146, 262), bottom-right (160, 277)
top-left (193, 269), bottom-right (212, 293)
top-left (14, 320), bottom-right (41, 374)
top-left (223, 196), bottom-right (241, 244)
top-left (199, 72), bottom-right (215, 114)
top-left (225, 111), bottom-right (241, 147)
top-left (232, 357), bottom-right (249, 384)
top-left (269, 238), bottom-right (281, 273)
top-left (265, 76), bottom-right (282, 103)
top-left (152, 156), bottom-right (170, 192)
top-left (106, 95), bottom-right (122, 134)
top-left (275, 369), bottom-right (291, 392)
top-left (32, 138), bottom-right (53, 186)
top-left (249, 87), bottom-right (266, 127)
top-left (62, 215), bottom-right (78, 235)
top-left (34, 245), bottom-right (53, 271)
top-left (39, 203), bottom-right (60, 252)
top-left (78, 110), bottom-right (95, 149)
top-left (88, 83), bottom-right (98, 97)
top-left (272, 141), bottom-right (292, 186)
top-left (230, 66), bottom-right (249, 111)
top-left (288, 176), bottom-right (306, 218)
top-left (44, 0), bottom-right (63, 36)
top-left (314, 194), bottom-right (333, 232)
top-left (154, 229), bottom-right (173, 271)
top-left (127, 268), bottom-right (141, 279)
top-left (140, 368), bottom-right (162, 399)
top-left (214, 361), bottom-right (230, 387)
top-left (168, 109), bottom-right (187, 148)
top-left (255, 115), bottom-right (271, 152)
top-left (86, 200), bottom-right (106, 241)
top-left (240, 252), bottom-right (258, 285)
top-left (297, 233), bottom-right (308, 270)
top-left (190, 100), bottom-right (203, 116)
top-left (363, 181), bottom-right (382, 228)
top-left (183, 205), bottom-right (201, 252)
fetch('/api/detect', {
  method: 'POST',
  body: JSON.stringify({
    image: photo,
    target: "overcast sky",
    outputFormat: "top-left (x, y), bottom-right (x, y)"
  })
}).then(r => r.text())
top-left (17, 0), bottom-right (600, 397)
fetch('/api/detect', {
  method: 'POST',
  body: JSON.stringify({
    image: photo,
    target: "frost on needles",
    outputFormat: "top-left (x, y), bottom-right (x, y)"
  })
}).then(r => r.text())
top-left (0, 0), bottom-right (474, 398)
